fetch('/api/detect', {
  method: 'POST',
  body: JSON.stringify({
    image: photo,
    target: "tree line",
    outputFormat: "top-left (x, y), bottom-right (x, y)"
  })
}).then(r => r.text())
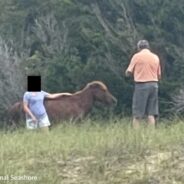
top-left (0, 0), bottom-right (184, 121)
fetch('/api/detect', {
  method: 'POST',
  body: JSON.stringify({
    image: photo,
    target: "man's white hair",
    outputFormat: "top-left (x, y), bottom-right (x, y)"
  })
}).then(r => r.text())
top-left (137, 40), bottom-right (150, 50)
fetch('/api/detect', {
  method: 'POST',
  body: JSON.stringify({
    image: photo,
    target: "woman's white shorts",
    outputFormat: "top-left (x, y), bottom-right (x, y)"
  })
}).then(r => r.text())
top-left (26, 115), bottom-right (51, 129)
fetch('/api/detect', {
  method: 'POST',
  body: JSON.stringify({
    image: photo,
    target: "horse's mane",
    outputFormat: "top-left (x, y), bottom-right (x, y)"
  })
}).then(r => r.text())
top-left (73, 81), bottom-right (107, 95)
top-left (45, 81), bottom-right (107, 100)
top-left (87, 81), bottom-right (107, 90)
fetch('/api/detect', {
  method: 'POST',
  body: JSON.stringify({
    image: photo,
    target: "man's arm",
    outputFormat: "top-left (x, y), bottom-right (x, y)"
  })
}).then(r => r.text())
top-left (158, 63), bottom-right (161, 80)
top-left (125, 55), bottom-right (136, 77)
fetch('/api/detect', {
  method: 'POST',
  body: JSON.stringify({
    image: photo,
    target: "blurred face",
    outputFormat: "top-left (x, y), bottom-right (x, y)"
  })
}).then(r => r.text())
top-left (27, 75), bottom-right (41, 91)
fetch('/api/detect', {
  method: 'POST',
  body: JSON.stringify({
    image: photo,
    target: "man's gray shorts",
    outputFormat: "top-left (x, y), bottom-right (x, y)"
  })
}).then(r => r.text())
top-left (132, 82), bottom-right (159, 118)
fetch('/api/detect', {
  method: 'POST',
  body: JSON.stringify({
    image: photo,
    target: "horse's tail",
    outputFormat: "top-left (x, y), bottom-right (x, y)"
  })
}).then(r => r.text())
top-left (5, 102), bottom-right (24, 130)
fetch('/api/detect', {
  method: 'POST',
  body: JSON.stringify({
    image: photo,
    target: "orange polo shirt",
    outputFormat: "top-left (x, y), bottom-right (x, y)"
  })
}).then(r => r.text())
top-left (126, 49), bottom-right (161, 82)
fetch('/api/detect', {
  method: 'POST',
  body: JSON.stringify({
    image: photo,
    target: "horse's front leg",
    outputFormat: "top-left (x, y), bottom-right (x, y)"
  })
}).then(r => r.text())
top-left (72, 112), bottom-right (85, 123)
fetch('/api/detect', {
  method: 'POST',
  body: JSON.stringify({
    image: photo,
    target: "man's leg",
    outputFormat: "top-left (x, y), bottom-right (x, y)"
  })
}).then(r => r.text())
top-left (132, 83), bottom-right (149, 129)
top-left (147, 115), bottom-right (155, 127)
top-left (133, 117), bottom-right (141, 129)
top-left (146, 83), bottom-right (158, 128)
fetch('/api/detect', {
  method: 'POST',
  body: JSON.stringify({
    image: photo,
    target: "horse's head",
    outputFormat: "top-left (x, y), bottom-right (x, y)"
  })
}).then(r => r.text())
top-left (87, 81), bottom-right (117, 106)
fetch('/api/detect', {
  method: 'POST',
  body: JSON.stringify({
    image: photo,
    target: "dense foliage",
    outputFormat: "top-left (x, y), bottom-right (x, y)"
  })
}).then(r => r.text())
top-left (0, 0), bottom-right (184, 120)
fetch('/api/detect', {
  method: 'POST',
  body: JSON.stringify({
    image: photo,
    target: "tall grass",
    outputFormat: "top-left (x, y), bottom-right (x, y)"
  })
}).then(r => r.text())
top-left (0, 119), bottom-right (184, 183)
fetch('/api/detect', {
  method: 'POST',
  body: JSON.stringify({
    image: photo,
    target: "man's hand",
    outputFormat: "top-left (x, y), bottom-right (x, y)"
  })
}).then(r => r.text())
top-left (125, 70), bottom-right (132, 77)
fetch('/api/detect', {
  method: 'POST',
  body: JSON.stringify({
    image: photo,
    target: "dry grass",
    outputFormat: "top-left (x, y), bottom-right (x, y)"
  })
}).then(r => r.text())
top-left (0, 119), bottom-right (184, 184)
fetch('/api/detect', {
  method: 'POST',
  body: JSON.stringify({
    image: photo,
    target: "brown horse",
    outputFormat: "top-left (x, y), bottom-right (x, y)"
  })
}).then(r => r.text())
top-left (7, 81), bottom-right (117, 125)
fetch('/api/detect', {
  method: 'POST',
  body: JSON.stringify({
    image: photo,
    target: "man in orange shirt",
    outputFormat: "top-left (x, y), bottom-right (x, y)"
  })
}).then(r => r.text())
top-left (125, 40), bottom-right (161, 128)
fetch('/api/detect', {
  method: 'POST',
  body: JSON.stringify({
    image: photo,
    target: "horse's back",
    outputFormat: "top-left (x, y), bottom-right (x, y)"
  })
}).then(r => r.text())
top-left (45, 96), bottom-right (84, 121)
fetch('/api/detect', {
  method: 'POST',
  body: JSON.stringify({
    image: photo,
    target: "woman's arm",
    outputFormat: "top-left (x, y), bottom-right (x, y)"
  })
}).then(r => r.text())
top-left (23, 102), bottom-right (37, 122)
top-left (45, 93), bottom-right (72, 99)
